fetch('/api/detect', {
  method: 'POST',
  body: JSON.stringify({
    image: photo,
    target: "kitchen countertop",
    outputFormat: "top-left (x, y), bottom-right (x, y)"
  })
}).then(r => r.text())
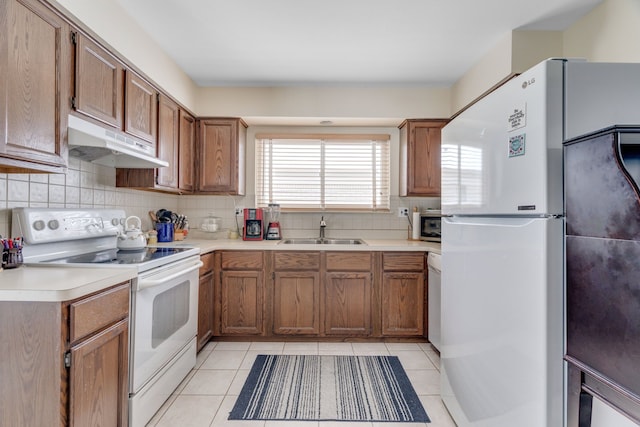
top-left (0, 265), bottom-right (137, 302)
top-left (169, 237), bottom-right (441, 255)
top-left (0, 238), bottom-right (439, 303)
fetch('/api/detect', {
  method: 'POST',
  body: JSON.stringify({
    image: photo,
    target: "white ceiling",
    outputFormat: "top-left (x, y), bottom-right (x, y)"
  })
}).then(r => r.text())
top-left (114, 0), bottom-right (601, 88)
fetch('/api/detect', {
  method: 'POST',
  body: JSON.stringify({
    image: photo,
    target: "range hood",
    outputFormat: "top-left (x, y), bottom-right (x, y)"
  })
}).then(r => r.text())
top-left (67, 115), bottom-right (169, 168)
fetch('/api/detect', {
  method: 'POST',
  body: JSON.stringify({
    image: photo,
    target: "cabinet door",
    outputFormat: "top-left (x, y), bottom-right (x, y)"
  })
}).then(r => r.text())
top-left (197, 118), bottom-right (246, 194)
top-left (273, 271), bottom-right (320, 335)
top-left (74, 33), bottom-right (123, 129)
top-left (220, 270), bottom-right (263, 335)
top-left (381, 272), bottom-right (424, 336)
top-left (0, 0), bottom-right (70, 172)
top-left (325, 272), bottom-right (372, 336)
top-left (179, 110), bottom-right (196, 192)
top-left (197, 253), bottom-right (215, 351)
top-left (69, 319), bottom-right (128, 427)
top-left (197, 272), bottom-right (214, 351)
top-left (400, 120), bottom-right (446, 196)
top-left (124, 70), bottom-right (157, 144)
top-left (156, 94), bottom-right (179, 189)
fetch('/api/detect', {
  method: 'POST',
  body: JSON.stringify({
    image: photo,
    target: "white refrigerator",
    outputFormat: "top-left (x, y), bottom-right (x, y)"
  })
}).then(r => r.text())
top-left (440, 58), bottom-right (640, 427)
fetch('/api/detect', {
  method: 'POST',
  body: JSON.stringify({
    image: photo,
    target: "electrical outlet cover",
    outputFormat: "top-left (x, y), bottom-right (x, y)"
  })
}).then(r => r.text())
top-left (397, 207), bottom-right (409, 217)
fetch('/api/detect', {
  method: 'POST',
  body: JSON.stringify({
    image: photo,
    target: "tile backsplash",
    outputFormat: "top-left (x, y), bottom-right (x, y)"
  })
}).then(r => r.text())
top-left (0, 158), bottom-right (439, 241)
top-left (0, 157), bottom-right (178, 238)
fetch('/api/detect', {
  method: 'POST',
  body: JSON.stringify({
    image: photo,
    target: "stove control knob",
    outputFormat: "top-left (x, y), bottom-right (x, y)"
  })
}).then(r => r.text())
top-left (111, 218), bottom-right (120, 226)
top-left (33, 220), bottom-right (45, 231)
top-left (48, 219), bottom-right (60, 230)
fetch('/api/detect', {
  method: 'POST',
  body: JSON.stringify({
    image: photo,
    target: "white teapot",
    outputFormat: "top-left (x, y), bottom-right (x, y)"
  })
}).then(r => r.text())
top-left (117, 216), bottom-right (147, 250)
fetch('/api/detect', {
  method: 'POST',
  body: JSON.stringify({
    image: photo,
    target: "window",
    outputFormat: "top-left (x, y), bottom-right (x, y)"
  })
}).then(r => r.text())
top-left (256, 134), bottom-right (390, 211)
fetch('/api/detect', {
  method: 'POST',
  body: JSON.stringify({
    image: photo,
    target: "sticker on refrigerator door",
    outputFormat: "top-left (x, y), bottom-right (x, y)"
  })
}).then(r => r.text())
top-left (507, 104), bottom-right (526, 131)
top-left (509, 134), bottom-right (525, 157)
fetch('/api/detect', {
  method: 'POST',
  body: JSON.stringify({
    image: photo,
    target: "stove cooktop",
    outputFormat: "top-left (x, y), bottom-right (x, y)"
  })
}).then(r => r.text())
top-left (47, 247), bottom-right (194, 266)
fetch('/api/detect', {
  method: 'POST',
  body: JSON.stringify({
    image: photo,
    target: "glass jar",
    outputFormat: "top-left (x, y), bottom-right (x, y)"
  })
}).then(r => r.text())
top-left (201, 214), bottom-right (221, 232)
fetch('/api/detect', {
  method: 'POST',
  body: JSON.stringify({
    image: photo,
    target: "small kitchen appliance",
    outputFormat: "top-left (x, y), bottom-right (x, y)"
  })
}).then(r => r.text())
top-left (419, 210), bottom-right (442, 242)
top-left (243, 208), bottom-right (263, 241)
top-left (265, 203), bottom-right (281, 240)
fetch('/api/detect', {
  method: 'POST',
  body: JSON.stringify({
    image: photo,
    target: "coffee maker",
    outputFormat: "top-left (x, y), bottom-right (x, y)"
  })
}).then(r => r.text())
top-left (243, 208), bottom-right (263, 241)
top-left (265, 203), bottom-right (281, 240)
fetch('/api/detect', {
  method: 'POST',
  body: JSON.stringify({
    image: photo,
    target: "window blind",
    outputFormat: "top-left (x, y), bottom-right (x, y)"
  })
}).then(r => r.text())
top-left (256, 135), bottom-right (390, 211)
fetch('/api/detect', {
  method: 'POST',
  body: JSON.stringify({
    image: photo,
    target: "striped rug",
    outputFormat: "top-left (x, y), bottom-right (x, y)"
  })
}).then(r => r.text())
top-left (229, 354), bottom-right (430, 422)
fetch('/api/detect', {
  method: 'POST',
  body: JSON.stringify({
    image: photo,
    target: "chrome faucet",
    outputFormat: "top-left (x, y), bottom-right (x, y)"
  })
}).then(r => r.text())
top-left (319, 216), bottom-right (326, 239)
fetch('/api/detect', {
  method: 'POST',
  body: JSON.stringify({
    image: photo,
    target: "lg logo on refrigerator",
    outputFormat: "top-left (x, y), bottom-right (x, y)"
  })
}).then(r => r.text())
top-left (522, 77), bottom-right (536, 89)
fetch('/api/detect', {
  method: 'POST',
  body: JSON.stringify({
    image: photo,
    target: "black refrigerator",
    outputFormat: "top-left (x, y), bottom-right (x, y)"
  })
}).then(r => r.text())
top-left (564, 125), bottom-right (640, 426)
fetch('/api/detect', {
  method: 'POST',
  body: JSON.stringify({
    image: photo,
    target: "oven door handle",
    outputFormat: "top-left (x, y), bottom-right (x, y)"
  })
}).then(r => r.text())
top-left (137, 260), bottom-right (203, 290)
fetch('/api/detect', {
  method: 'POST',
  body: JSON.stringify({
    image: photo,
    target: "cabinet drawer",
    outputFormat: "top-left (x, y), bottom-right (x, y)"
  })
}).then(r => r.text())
top-left (326, 252), bottom-right (372, 271)
top-left (221, 251), bottom-right (263, 270)
top-left (69, 282), bottom-right (130, 343)
top-left (382, 252), bottom-right (425, 271)
top-left (274, 252), bottom-right (320, 270)
top-left (200, 252), bottom-right (215, 275)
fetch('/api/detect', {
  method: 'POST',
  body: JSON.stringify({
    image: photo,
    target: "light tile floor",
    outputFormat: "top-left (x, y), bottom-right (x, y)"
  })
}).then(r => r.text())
top-left (147, 341), bottom-right (457, 427)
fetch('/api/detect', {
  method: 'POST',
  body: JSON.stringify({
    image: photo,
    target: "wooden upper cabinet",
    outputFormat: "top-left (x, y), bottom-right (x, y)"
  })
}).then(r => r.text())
top-left (179, 110), bottom-right (196, 192)
top-left (399, 119), bottom-right (448, 197)
top-left (0, 0), bottom-right (70, 173)
top-left (74, 32), bottom-right (158, 148)
top-left (124, 70), bottom-right (157, 143)
top-left (156, 93), bottom-right (180, 189)
top-left (74, 33), bottom-right (124, 129)
top-left (116, 100), bottom-right (196, 194)
top-left (197, 118), bottom-right (246, 195)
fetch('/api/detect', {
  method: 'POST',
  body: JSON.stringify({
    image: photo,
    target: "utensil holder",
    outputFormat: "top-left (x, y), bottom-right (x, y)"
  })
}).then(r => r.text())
top-left (2, 247), bottom-right (23, 269)
top-left (156, 222), bottom-right (174, 242)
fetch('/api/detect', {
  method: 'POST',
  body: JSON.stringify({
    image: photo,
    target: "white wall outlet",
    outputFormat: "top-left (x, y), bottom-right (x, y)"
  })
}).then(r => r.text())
top-left (235, 207), bottom-right (243, 216)
top-left (397, 207), bottom-right (409, 217)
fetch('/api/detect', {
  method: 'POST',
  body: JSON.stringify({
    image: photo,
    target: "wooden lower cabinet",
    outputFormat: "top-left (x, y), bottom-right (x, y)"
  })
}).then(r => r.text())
top-left (272, 252), bottom-right (321, 335)
top-left (381, 252), bottom-right (426, 336)
top-left (324, 272), bottom-right (371, 336)
top-left (215, 251), bottom-right (264, 336)
top-left (273, 271), bottom-right (320, 335)
top-left (324, 252), bottom-right (373, 336)
top-left (214, 250), bottom-right (427, 339)
top-left (69, 319), bottom-right (129, 427)
top-left (0, 282), bottom-right (130, 427)
top-left (197, 252), bottom-right (215, 351)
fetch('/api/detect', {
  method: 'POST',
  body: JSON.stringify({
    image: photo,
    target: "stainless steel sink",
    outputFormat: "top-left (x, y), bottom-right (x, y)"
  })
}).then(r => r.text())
top-left (279, 238), bottom-right (324, 244)
top-left (321, 238), bottom-right (366, 245)
top-left (279, 238), bottom-right (366, 245)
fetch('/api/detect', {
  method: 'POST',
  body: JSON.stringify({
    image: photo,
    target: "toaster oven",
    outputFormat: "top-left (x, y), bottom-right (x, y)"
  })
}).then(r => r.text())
top-left (420, 210), bottom-right (442, 242)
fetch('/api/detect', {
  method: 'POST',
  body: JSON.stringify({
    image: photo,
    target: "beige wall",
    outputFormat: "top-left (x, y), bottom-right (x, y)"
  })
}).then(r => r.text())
top-left (451, 0), bottom-right (640, 114)
top-left (563, 0), bottom-right (640, 62)
top-left (450, 31), bottom-right (564, 114)
top-left (196, 86), bottom-right (451, 123)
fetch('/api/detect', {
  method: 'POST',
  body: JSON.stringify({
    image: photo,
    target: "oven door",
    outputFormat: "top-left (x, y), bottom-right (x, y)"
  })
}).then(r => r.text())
top-left (130, 256), bottom-right (202, 393)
